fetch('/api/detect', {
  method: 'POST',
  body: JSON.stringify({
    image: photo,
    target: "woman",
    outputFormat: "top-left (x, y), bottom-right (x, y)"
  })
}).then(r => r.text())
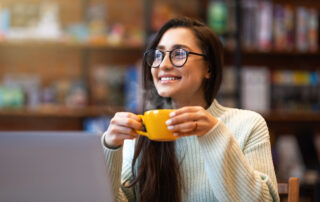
top-left (102, 17), bottom-right (279, 202)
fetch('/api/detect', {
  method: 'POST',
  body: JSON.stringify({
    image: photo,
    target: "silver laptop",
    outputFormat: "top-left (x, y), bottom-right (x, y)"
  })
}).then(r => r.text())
top-left (0, 131), bottom-right (114, 202)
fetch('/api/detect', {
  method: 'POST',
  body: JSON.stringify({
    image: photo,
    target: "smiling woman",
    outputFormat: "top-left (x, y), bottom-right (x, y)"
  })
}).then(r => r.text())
top-left (102, 17), bottom-right (280, 202)
top-left (150, 28), bottom-right (211, 107)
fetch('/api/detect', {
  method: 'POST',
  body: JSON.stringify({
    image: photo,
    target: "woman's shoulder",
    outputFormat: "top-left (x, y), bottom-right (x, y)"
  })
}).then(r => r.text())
top-left (209, 100), bottom-right (266, 123)
top-left (210, 100), bottom-right (270, 144)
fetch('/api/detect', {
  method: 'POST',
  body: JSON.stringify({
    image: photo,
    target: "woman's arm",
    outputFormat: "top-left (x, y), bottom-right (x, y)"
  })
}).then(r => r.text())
top-left (101, 135), bottom-right (136, 202)
top-left (198, 112), bottom-right (279, 202)
top-left (101, 111), bottom-right (142, 202)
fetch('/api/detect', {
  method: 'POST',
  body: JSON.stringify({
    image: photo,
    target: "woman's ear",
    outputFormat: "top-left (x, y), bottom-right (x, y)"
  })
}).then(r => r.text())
top-left (205, 70), bottom-right (211, 79)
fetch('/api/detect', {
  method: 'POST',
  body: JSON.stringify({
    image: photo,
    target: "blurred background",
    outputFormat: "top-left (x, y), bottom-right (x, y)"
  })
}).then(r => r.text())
top-left (0, 0), bottom-right (319, 201)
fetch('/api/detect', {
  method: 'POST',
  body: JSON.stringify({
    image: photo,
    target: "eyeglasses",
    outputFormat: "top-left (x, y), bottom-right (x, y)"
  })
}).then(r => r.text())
top-left (144, 48), bottom-right (206, 68)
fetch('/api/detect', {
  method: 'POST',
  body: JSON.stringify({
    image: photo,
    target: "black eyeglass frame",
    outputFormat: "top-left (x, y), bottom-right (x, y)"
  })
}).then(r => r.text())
top-left (144, 48), bottom-right (207, 68)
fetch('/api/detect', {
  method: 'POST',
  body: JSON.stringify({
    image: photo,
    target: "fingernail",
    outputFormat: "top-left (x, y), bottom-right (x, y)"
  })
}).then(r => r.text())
top-left (165, 119), bottom-right (172, 125)
top-left (169, 112), bottom-right (175, 117)
top-left (167, 126), bottom-right (174, 130)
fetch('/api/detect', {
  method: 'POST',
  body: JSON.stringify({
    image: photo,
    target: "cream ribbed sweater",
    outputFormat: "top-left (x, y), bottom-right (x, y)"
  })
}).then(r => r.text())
top-left (102, 100), bottom-right (280, 202)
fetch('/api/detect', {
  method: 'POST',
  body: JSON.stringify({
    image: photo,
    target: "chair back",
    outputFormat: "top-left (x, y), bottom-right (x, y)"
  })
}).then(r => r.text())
top-left (278, 177), bottom-right (299, 202)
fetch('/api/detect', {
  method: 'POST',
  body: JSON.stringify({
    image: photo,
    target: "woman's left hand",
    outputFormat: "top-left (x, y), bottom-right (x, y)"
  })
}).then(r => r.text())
top-left (166, 106), bottom-right (218, 137)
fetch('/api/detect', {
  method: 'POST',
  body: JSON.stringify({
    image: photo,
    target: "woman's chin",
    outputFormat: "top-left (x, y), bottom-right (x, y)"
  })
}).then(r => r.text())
top-left (157, 90), bottom-right (174, 98)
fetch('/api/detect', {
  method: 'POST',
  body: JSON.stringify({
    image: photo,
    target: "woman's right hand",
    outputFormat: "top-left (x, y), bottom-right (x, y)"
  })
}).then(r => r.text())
top-left (103, 112), bottom-right (143, 148)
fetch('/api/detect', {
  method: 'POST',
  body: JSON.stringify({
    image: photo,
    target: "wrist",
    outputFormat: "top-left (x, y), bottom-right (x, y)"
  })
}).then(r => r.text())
top-left (103, 133), bottom-right (122, 149)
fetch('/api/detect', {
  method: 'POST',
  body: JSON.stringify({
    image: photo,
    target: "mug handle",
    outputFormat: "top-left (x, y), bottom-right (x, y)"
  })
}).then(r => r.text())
top-left (136, 115), bottom-right (148, 137)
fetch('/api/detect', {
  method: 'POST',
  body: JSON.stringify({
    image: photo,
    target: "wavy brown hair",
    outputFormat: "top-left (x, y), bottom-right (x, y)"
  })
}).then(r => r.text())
top-left (128, 17), bottom-right (223, 202)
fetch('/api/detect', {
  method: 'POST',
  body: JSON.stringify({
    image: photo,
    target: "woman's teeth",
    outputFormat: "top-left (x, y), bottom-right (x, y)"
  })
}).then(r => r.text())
top-left (160, 77), bottom-right (180, 81)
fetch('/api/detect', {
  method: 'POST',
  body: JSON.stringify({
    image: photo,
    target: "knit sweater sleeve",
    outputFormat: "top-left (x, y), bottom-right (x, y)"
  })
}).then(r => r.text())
top-left (101, 135), bottom-right (136, 202)
top-left (198, 111), bottom-right (280, 202)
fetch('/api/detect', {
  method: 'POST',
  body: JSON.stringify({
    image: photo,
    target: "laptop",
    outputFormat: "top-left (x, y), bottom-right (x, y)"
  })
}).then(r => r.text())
top-left (0, 131), bottom-right (114, 202)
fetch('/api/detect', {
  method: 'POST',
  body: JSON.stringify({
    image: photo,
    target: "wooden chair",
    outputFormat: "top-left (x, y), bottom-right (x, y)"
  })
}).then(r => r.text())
top-left (278, 177), bottom-right (299, 202)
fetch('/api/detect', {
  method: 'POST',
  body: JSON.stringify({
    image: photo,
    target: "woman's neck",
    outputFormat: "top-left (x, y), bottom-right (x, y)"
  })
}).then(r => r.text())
top-left (171, 97), bottom-right (208, 109)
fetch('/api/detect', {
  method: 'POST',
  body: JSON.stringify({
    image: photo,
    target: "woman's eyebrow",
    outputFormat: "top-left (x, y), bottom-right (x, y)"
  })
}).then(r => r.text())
top-left (156, 45), bottom-right (165, 50)
top-left (156, 44), bottom-right (190, 50)
top-left (172, 44), bottom-right (190, 49)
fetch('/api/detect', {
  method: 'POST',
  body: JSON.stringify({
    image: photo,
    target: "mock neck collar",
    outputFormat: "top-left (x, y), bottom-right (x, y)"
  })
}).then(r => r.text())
top-left (206, 99), bottom-right (228, 118)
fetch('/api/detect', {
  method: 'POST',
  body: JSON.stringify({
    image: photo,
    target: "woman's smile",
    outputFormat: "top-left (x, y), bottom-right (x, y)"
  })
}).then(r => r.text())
top-left (158, 74), bottom-right (182, 84)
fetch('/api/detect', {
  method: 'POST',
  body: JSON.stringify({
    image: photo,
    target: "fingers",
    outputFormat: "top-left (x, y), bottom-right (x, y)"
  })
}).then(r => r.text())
top-left (171, 121), bottom-right (204, 137)
top-left (105, 132), bottom-right (137, 148)
top-left (104, 112), bottom-right (142, 147)
top-left (166, 112), bottom-right (202, 125)
top-left (170, 106), bottom-right (203, 117)
top-left (115, 112), bottom-right (142, 122)
top-left (166, 107), bottom-right (205, 129)
top-left (109, 125), bottom-right (139, 138)
top-left (112, 112), bottom-right (142, 130)
top-left (167, 120), bottom-right (197, 133)
top-left (166, 106), bottom-right (217, 137)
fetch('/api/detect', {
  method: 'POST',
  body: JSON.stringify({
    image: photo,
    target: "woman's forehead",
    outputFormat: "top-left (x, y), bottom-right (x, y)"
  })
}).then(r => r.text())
top-left (158, 27), bottom-right (198, 49)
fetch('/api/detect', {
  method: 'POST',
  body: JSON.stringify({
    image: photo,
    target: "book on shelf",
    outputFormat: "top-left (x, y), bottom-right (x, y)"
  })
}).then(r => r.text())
top-left (241, 0), bottom-right (274, 51)
top-left (217, 66), bottom-right (237, 108)
top-left (273, 4), bottom-right (295, 51)
top-left (256, 0), bottom-right (273, 51)
top-left (296, 7), bottom-right (309, 52)
top-left (283, 5), bottom-right (295, 51)
top-left (275, 132), bottom-right (320, 185)
top-left (241, 0), bottom-right (258, 49)
top-left (241, 66), bottom-right (270, 113)
top-left (308, 8), bottom-right (319, 52)
top-left (239, 1), bottom-right (319, 52)
top-left (271, 70), bottom-right (320, 112)
top-left (275, 134), bottom-right (305, 181)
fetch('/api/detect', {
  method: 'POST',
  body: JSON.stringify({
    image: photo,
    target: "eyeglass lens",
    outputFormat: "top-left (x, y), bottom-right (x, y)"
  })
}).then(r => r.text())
top-left (145, 49), bottom-right (188, 68)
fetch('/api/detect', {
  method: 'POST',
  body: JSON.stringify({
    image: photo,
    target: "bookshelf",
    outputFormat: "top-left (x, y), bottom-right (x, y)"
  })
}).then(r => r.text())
top-left (0, 0), bottom-right (144, 130)
top-left (0, 0), bottom-right (319, 129)
top-left (224, 1), bottom-right (320, 200)
top-left (0, 40), bottom-right (142, 131)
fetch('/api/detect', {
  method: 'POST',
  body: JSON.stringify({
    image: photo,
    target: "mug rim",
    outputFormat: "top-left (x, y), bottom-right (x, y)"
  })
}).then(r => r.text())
top-left (144, 109), bottom-right (175, 113)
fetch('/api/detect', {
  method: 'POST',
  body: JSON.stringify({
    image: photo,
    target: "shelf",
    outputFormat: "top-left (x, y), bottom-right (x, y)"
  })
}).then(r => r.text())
top-left (1, 108), bottom-right (319, 132)
top-left (2, 40), bottom-right (318, 60)
top-left (0, 40), bottom-right (144, 51)
top-left (224, 49), bottom-right (320, 67)
top-left (274, 0), bottom-right (320, 10)
top-left (224, 47), bottom-right (320, 56)
top-left (241, 49), bottom-right (320, 56)
top-left (262, 111), bottom-right (320, 134)
top-left (1, 106), bottom-right (319, 121)
top-left (263, 111), bottom-right (320, 122)
top-left (0, 105), bottom-right (125, 118)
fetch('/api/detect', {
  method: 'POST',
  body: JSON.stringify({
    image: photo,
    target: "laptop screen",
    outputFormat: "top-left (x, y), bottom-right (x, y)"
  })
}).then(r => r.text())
top-left (0, 131), bottom-right (114, 202)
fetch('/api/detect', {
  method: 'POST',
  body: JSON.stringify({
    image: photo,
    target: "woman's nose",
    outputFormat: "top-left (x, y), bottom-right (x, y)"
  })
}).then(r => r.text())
top-left (159, 53), bottom-right (173, 69)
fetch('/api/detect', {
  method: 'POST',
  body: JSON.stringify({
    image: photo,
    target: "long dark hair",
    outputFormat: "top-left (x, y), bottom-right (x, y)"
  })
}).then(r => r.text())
top-left (129, 17), bottom-right (223, 202)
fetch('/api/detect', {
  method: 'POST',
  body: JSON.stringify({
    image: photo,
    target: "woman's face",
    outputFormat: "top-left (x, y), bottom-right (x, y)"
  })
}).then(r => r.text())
top-left (151, 27), bottom-right (210, 106)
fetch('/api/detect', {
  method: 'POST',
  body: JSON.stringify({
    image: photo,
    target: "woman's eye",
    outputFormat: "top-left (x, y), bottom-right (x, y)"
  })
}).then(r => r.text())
top-left (155, 52), bottom-right (162, 59)
top-left (173, 50), bottom-right (185, 58)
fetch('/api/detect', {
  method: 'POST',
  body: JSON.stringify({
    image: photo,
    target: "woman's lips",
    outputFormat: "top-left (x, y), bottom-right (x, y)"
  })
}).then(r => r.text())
top-left (158, 76), bottom-right (181, 84)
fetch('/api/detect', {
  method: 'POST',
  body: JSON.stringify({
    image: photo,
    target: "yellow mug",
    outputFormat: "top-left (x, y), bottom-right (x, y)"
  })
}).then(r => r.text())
top-left (136, 109), bottom-right (178, 141)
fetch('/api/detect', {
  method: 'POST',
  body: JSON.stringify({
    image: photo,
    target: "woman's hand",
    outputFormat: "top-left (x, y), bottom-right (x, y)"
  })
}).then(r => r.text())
top-left (104, 112), bottom-right (143, 148)
top-left (166, 106), bottom-right (218, 137)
